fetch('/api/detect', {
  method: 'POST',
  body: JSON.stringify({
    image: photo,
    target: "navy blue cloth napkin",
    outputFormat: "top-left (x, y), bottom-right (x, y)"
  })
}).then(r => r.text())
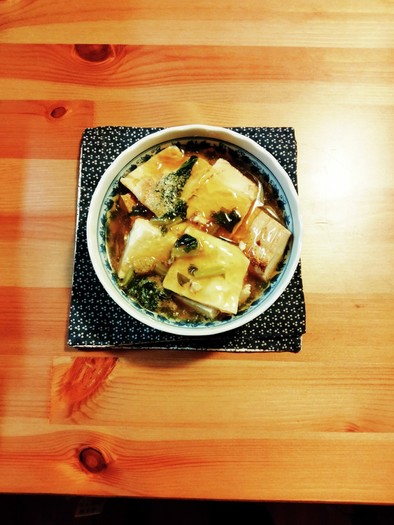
top-left (67, 127), bottom-right (306, 352)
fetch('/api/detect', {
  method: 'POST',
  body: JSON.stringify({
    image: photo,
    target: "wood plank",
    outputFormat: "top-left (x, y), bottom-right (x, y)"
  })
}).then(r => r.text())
top-left (0, 44), bottom-right (394, 88)
top-left (50, 356), bottom-right (394, 434)
top-left (0, 1), bottom-right (393, 48)
top-left (0, 429), bottom-right (393, 502)
top-left (0, 44), bottom-right (392, 111)
top-left (1, 80), bottom-right (392, 110)
top-left (1, 45), bottom-right (393, 86)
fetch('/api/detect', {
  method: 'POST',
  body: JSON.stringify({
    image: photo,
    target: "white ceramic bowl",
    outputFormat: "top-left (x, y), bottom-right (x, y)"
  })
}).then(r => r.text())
top-left (87, 124), bottom-right (302, 336)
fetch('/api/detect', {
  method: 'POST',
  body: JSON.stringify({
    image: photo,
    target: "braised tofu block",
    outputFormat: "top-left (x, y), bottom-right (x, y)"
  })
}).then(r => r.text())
top-left (186, 158), bottom-right (257, 233)
top-left (163, 226), bottom-right (250, 314)
top-left (118, 218), bottom-right (176, 279)
top-left (239, 209), bottom-right (291, 281)
top-left (120, 146), bottom-right (211, 218)
top-left (120, 146), bottom-right (184, 217)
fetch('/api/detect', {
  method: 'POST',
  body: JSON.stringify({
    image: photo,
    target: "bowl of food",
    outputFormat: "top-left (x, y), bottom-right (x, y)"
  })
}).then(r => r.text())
top-left (87, 124), bottom-right (302, 336)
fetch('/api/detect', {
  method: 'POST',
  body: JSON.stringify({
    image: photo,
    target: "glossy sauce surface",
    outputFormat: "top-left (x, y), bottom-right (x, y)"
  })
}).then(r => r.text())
top-left (106, 142), bottom-right (289, 321)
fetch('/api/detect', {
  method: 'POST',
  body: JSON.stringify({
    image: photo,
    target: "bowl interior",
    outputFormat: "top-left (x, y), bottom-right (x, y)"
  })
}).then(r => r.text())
top-left (87, 127), bottom-right (301, 336)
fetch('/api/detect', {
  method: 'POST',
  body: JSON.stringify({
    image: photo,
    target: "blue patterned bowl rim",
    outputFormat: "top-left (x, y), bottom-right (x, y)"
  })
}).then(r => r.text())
top-left (87, 125), bottom-right (302, 336)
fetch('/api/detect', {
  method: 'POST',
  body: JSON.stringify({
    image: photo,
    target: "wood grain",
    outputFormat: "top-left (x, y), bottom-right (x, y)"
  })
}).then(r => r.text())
top-left (0, 100), bottom-right (93, 158)
top-left (1, 45), bottom-right (393, 104)
top-left (0, 0), bottom-right (393, 504)
top-left (1, 1), bottom-right (393, 48)
top-left (51, 356), bottom-right (394, 434)
top-left (1, 430), bottom-right (393, 502)
top-left (2, 45), bottom-right (393, 85)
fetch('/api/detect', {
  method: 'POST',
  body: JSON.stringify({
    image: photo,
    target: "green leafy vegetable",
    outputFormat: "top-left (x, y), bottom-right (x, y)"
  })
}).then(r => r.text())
top-left (123, 275), bottom-right (170, 311)
top-left (174, 234), bottom-right (199, 254)
top-left (212, 208), bottom-right (242, 232)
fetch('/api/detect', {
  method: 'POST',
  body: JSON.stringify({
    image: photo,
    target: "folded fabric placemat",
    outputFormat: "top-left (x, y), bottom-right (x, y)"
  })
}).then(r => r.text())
top-left (67, 126), bottom-right (306, 352)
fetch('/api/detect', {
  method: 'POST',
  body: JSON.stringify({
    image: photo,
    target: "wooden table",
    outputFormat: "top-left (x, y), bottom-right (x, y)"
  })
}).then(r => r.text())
top-left (1, 0), bottom-right (393, 504)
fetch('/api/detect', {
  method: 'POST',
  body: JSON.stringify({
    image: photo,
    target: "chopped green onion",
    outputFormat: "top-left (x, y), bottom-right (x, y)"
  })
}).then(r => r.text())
top-left (177, 273), bottom-right (190, 286)
top-left (192, 265), bottom-right (225, 279)
top-left (172, 234), bottom-right (199, 258)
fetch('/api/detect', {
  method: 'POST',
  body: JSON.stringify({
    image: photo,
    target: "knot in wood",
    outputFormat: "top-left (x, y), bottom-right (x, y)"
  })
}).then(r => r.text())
top-left (50, 106), bottom-right (67, 119)
top-left (79, 447), bottom-right (107, 473)
top-left (74, 44), bottom-right (115, 63)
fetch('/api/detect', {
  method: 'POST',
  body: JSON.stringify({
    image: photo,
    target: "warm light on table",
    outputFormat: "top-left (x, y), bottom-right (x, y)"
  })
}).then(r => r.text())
top-left (0, 0), bottom-right (393, 504)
